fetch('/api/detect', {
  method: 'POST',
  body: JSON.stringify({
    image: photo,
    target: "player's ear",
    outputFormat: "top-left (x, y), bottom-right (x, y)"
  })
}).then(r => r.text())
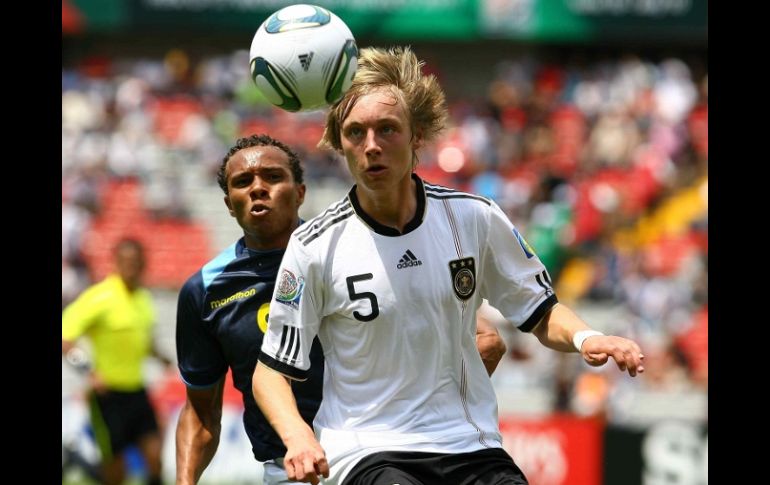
top-left (224, 195), bottom-right (235, 216)
top-left (296, 183), bottom-right (306, 207)
top-left (411, 129), bottom-right (423, 150)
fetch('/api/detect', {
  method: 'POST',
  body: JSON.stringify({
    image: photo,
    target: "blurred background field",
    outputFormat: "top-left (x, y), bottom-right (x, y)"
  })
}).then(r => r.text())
top-left (62, 1), bottom-right (707, 484)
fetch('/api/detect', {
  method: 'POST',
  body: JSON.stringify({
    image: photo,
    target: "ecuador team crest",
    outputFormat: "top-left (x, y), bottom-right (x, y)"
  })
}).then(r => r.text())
top-left (449, 257), bottom-right (476, 301)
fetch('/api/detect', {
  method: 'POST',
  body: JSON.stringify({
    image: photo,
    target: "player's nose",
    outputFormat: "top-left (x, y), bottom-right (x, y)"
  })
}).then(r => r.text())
top-left (249, 177), bottom-right (270, 198)
top-left (364, 129), bottom-right (381, 155)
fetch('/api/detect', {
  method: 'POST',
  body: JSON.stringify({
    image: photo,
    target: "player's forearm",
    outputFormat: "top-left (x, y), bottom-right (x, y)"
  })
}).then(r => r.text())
top-left (175, 403), bottom-right (221, 485)
top-left (151, 340), bottom-right (174, 366)
top-left (532, 303), bottom-right (592, 353)
top-left (253, 362), bottom-right (316, 447)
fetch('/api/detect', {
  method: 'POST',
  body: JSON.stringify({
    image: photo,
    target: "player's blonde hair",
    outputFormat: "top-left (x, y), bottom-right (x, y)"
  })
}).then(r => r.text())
top-left (319, 46), bottom-right (448, 153)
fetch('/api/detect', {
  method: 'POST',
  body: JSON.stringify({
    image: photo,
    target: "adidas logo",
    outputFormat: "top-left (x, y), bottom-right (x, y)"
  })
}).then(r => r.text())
top-left (298, 52), bottom-right (314, 71)
top-left (397, 249), bottom-right (422, 269)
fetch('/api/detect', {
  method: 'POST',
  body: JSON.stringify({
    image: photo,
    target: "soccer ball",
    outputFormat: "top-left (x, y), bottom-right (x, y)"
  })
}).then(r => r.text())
top-left (249, 4), bottom-right (358, 112)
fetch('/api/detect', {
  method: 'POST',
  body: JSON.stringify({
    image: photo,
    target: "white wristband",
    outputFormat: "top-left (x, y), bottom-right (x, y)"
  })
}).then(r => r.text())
top-left (572, 330), bottom-right (604, 352)
top-left (65, 347), bottom-right (92, 374)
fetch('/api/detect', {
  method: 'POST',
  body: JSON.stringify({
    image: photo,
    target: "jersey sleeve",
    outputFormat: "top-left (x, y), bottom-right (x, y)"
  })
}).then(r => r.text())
top-left (176, 274), bottom-right (228, 388)
top-left (258, 237), bottom-right (321, 381)
top-left (62, 284), bottom-right (107, 341)
top-left (480, 201), bottom-right (558, 332)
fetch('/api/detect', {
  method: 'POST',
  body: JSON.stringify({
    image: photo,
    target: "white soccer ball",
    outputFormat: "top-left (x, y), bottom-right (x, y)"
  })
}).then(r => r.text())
top-left (249, 4), bottom-right (358, 112)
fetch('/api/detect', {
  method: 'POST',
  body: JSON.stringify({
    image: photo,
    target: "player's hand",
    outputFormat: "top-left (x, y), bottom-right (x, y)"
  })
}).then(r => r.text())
top-left (476, 318), bottom-right (506, 377)
top-left (88, 371), bottom-right (109, 394)
top-left (581, 335), bottom-right (645, 377)
top-left (283, 433), bottom-right (329, 484)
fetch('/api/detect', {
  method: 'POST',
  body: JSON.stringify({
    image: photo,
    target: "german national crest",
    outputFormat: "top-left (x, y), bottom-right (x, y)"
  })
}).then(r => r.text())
top-left (449, 257), bottom-right (476, 301)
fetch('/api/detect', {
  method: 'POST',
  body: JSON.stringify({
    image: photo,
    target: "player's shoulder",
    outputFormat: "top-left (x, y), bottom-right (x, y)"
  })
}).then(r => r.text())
top-left (73, 276), bottom-right (115, 305)
top-left (422, 180), bottom-right (493, 209)
top-left (179, 268), bottom-right (205, 299)
top-left (87, 275), bottom-right (116, 295)
top-left (181, 240), bottom-right (242, 297)
top-left (292, 195), bottom-right (355, 248)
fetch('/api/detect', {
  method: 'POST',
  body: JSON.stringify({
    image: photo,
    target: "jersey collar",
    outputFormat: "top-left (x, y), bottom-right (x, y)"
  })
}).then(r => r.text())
top-left (348, 173), bottom-right (426, 236)
top-left (235, 219), bottom-right (304, 257)
top-left (236, 238), bottom-right (282, 258)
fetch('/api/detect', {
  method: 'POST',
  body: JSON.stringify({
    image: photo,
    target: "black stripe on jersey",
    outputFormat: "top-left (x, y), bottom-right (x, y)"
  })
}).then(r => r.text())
top-left (425, 182), bottom-right (491, 206)
top-left (278, 326), bottom-right (290, 360)
top-left (542, 270), bottom-right (553, 287)
top-left (519, 294), bottom-right (559, 333)
top-left (300, 210), bottom-right (355, 246)
top-left (290, 329), bottom-right (302, 365)
top-left (423, 181), bottom-right (461, 191)
top-left (535, 272), bottom-right (554, 296)
top-left (280, 327), bottom-right (301, 364)
top-left (405, 249), bottom-right (417, 260)
top-left (424, 182), bottom-right (480, 194)
top-left (423, 185), bottom-right (459, 193)
top-left (276, 326), bottom-right (301, 365)
top-left (283, 327), bottom-right (297, 363)
top-left (442, 199), bottom-right (463, 257)
top-left (460, 358), bottom-right (489, 447)
top-left (426, 193), bottom-right (492, 205)
top-left (277, 326), bottom-right (295, 363)
top-left (295, 199), bottom-right (351, 239)
top-left (258, 351), bottom-right (309, 381)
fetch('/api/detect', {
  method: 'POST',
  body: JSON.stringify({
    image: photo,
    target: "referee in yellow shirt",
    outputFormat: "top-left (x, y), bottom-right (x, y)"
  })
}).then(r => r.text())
top-left (63, 238), bottom-right (171, 485)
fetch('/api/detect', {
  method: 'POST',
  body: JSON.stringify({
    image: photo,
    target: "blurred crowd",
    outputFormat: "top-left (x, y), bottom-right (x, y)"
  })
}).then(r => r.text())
top-left (62, 48), bottom-right (707, 423)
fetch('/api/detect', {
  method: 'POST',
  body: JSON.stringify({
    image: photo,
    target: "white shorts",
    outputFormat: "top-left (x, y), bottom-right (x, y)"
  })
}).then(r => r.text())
top-left (262, 458), bottom-right (313, 485)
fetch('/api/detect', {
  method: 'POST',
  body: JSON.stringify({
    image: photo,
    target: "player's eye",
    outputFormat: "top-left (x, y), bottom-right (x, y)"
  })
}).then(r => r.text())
top-left (346, 126), bottom-right (364, 139)
top-left (232, 175), bottom-right (252, 187)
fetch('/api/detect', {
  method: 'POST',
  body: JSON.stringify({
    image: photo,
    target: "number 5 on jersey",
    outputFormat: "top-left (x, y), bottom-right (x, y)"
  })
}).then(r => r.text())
top-left (346, 273), bottom-right (380, 322)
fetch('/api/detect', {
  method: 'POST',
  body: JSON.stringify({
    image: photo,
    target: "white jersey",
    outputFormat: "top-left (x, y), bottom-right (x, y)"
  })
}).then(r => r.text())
top-left (259, 174), bottom-right (557, 484)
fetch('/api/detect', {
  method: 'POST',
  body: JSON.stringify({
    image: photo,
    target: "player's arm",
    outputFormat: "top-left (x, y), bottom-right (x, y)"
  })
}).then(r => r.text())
top-left (475, 315), bottom-right (506, 376)
top-left (62, 338), bottom-right (91, 376)
top-left (62, 287), bottom-right (107, 389)
top-left (175, 274), bottom-right (231, 484)
top-left (255, 241), bottom-right (327, 483)
top-left (62, 339), bottom-right (90, 373)
top-left (62, 338), bottom-right (108, 393)
top-left (532, 303), bottom-right (645, 377)
top-left (150, 339), bottom-right (174, 367)
top-left (175, 378), bottom-right (225, 485)
top-left (253, 362), bottom-right (329, 485)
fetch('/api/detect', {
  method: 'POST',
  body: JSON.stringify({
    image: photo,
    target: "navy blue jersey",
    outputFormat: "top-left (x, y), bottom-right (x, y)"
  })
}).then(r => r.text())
top-left (176, 237), bottom-right (324, 462)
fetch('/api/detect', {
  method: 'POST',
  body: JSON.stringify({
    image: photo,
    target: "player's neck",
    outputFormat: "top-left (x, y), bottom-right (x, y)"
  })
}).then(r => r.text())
top-left (243, 218), bottom-right (299, 251)
top-left (120, 277), bottom-right (140, 293)
top-left (356, 176), bottom-right (416, 233)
